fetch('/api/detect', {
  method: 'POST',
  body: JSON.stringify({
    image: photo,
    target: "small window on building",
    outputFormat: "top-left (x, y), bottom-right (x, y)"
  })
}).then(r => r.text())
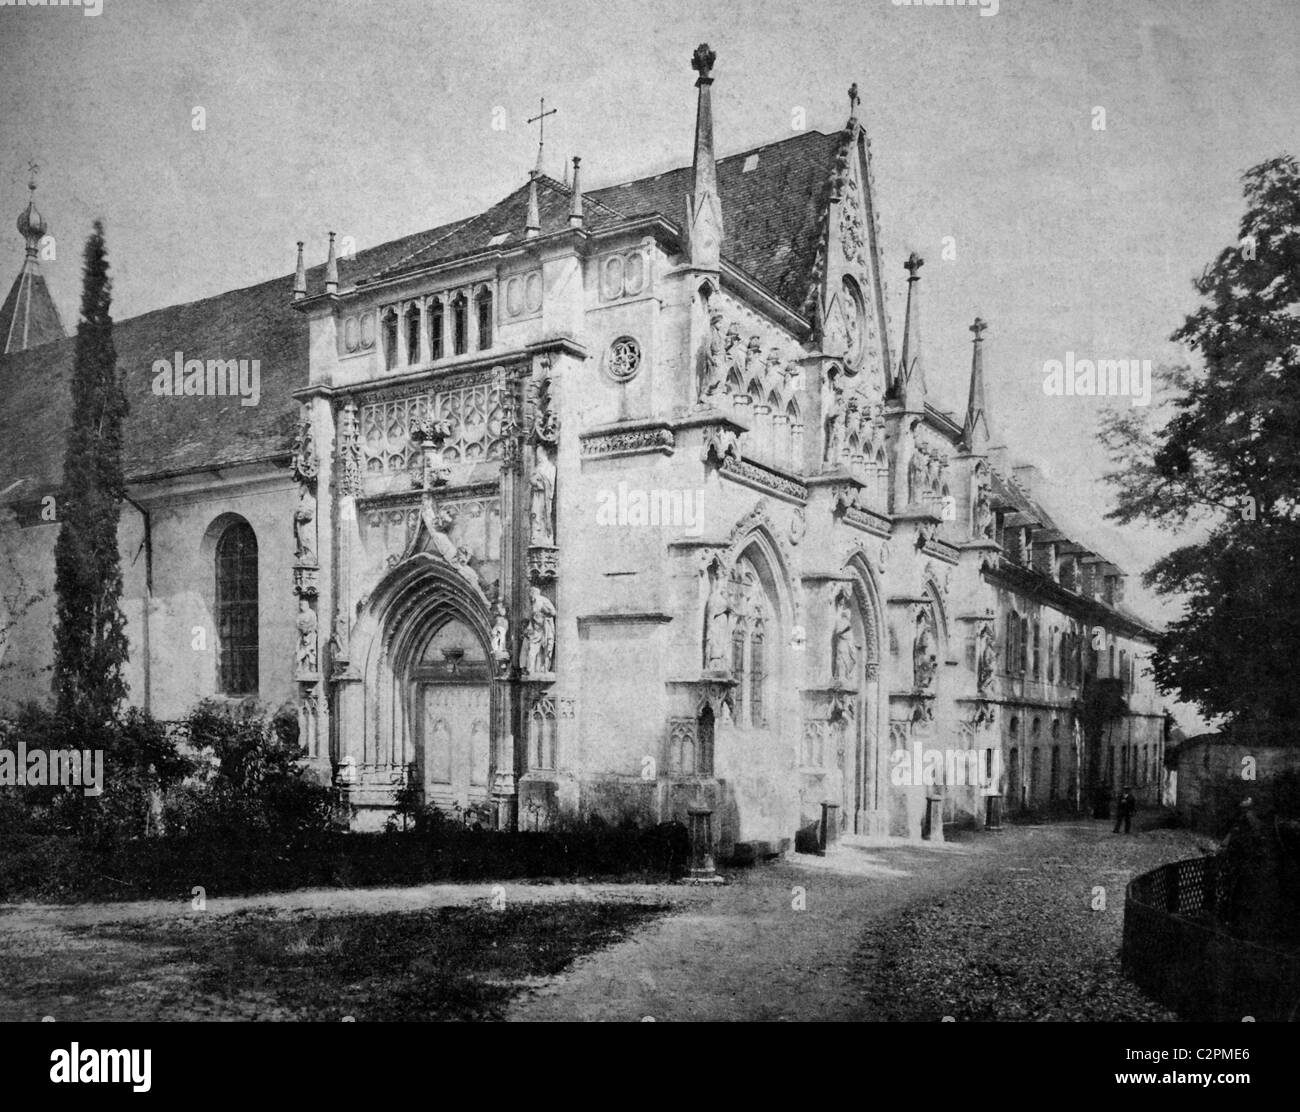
top-left (742, 153), bottom-right (759, 173)
top-left (404, 303), bottom-right (421, 365)
top-left (452, 292), bottom-right (468, 355)
top-left (476, 287), bottom-right (493, 351)
top-left (382, 308), bottom-right (399, 371)
top-left (216, 521), bottom-right (258, 696)
top-left (429, 298), bottom-right (445, 361)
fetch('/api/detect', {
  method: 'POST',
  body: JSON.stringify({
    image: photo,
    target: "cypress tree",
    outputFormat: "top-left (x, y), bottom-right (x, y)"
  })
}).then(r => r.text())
top-left (52, 220), bottom-right (129, 726)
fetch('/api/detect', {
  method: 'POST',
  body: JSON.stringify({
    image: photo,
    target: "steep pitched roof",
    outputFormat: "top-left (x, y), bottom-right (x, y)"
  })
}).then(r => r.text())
top-left (0, 131), bottom-right (840, 495)
top-left (352, 130), bottom-right (842, 309)
top-left (0, 256), bottom-right (65, 354)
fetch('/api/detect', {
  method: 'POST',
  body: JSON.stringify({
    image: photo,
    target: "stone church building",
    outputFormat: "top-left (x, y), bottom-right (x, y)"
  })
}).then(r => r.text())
top-left (0, 46), bottom-right (1167, 855)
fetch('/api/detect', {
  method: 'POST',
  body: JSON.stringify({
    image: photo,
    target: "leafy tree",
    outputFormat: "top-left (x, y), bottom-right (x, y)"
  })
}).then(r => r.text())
top-left (52, 221), bottom-right (129, 726)
top-left (1100, 156), bottom-right (1300, 732)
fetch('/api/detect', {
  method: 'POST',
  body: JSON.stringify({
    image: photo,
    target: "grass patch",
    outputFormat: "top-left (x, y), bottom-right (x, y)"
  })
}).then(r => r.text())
top-left (58, 901), bottom-right (670, 1021)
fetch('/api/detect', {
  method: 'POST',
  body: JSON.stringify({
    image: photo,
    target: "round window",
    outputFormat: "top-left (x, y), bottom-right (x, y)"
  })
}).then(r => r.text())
top-left (606, 336), bottom-right (641, 382)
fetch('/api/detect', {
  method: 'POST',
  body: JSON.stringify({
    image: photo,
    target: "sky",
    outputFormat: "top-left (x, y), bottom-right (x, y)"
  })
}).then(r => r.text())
top-left (2, 0), bottom-right (1296, 727)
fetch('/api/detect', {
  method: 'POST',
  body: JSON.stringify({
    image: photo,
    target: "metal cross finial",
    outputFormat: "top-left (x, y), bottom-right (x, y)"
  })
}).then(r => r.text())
top-left (26, 159), bottom-right (39, 192)
top-left (905, 252), bottom-right (925, 278)
top-left (848, 83), bottom-right (860, 115)
top-left (971, 317), bottom-right (988, 340)
top-left (527, 97), bottom-right (557, 174)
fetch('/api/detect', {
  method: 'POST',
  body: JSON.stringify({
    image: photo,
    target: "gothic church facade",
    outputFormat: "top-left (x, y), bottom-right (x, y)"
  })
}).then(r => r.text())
top-left (0, 46), bottom-right (1167, 855)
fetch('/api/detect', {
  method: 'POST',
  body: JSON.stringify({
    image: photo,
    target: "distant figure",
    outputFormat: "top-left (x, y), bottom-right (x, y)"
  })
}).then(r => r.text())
top-left (1113, 786), bottom-right (1136, 834)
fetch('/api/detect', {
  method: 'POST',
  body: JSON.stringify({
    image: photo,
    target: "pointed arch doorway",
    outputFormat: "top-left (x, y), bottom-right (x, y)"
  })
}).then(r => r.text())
top-left (411, 616), bottom-right (493, 811)
top-left (342, 553), bottom-right (506, 825)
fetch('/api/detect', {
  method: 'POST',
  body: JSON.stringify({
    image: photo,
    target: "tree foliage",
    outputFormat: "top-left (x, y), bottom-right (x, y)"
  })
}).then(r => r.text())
top-left (52, 221), bottom-right (129, 726)
top-left (1100, 156), bottom-right (1300, 730)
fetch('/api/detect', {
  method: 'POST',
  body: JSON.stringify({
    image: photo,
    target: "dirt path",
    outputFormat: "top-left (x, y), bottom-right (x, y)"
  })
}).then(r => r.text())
top-left (507, 837), bottom-right (999, 1021)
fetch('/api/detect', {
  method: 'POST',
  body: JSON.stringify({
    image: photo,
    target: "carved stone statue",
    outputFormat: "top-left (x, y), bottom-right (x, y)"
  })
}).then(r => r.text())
top-left (295, 598), bottom-right (318, 674)
top-left (291, 414), bottom-right (317, 486)
top-left (925, 448), bottom-right (940, 495)
top-left (703, 566), bottom-right (732, 672)
top-left (521, 586), bottom-right (557, 674)
top-left (415, 498), bottom-right (459, 562)
top-left (978, 625), bottom-right (997, 693)
top-left (830, 587), bottom-right (857, 684)
top-left (907, 436), bottom-right (925, 505)
top-left (974, 482), bottom-right (994, 539)
top-left (328, 608), bottom-right (348, 661)
top-left (765, 349), bottom-right (784, 398)
top-left (724, 324), bottom-right (745, 384)
top-left (913, 613), bottom-right (936, 691)
top-left (530, 442), bottom-right (556, 545)
top-left (294, 486), bottom-right (317, 565)
top-left (490, 600), bottom-right (510, 663)
top-left (452, 546), bottom-right (481, 594)
top-left (412, 415), bottom-right (453, 491)
top-left (821, 372), bottom-right (844, 467)
top-left (699, 310), bottom-right (727, 403)
top-left (744, 336), bottom-right (765, 386)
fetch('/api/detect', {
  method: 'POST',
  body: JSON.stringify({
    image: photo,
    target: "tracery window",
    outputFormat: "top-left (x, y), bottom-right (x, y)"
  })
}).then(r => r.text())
top-left (216, 521), bottom-right (258, 696)
top-left (726, 555), bottom-right (776, 729)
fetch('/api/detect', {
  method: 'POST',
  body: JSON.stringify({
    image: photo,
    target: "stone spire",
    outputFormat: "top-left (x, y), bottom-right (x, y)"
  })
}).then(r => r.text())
top-left (525, 171), bottom-right (540, 239)
top-left (897, 252), bottom-right (926, 409)
top-left (292, 240), bottom-right (307, 300)
top-left (324, 231), bottom-right (338, 295)
top-left (0, 169), bottom-right (66, 354)
top-left (963, 317), bottom-right (992, 452)
top-left (568, 157), bottom-right (583, 228)
top-left (684, 43), bottom-right (723, 270)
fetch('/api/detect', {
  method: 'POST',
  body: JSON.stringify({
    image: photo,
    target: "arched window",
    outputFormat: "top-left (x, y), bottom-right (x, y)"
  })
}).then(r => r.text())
top-left (215, 521), bottom-right (258, 696)
top-left (475, 287), bottom-right (493, 350)
top-left (452, 292), bottom-right (469, 355)
top-left (381, 308), bottom-right (399, 371)
top-left (1050, 746), bottom-right (1060, 800)
top-left (731, 616), bottom-right (747, 700)
top-left (750, 616), bottom-right (766, 727)
top-left (1032, 620), bottom-right (1041, 679)
top-left (429, 298), bottom-right (445, 361)
top-left (1006, 610), bottom-right (1019, 673)
top-left (1019, 616), bottom-right (1029, 673)
top-left (727, 554), bottom-right (777, 730)
top-left (404, 302), bottom-right (421, 364)
top-left (1030, 746), bottom-right (1041, 802)
top-left (697, 705), bottom-right (715, 777)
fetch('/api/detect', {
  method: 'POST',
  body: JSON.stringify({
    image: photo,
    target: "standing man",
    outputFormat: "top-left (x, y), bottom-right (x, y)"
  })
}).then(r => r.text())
top-left (1113, 786), bottom-right (1137, 834)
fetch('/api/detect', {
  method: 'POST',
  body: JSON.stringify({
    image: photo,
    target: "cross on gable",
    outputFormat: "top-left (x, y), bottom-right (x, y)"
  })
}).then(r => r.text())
top-left (527, 97), bottom-right (557, 173)
top-left (970, 317), bottom-right (988, 340)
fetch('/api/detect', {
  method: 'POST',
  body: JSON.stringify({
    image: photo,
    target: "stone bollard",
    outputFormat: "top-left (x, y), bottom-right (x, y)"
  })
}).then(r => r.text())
top-left (687, 807), bottom-right (716, 878)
